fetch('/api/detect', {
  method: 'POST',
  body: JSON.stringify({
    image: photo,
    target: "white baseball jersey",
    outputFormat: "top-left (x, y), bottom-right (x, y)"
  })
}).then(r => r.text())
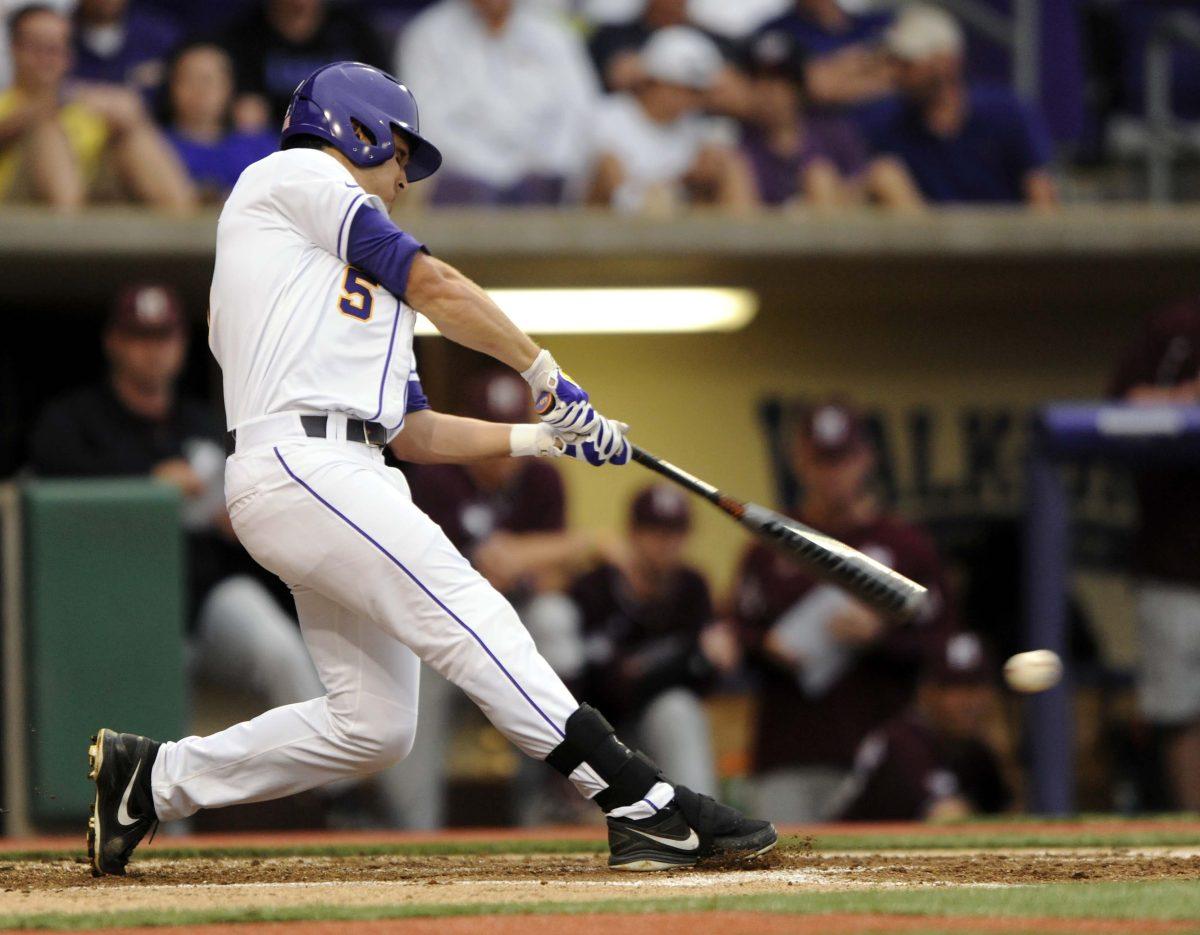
top-left (209, 149), bottom-right (418, 434)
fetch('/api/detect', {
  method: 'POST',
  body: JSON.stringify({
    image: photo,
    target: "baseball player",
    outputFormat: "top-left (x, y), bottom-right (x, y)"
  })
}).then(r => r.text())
top-left (87, 62), bottom-right (775, 875)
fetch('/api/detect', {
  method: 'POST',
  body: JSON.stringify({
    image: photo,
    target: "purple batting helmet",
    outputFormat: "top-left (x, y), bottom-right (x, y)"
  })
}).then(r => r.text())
top-left (281, 61), bottom-right (442, 181)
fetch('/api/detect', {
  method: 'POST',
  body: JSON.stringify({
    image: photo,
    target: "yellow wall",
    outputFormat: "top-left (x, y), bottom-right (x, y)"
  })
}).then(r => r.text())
top-left (541, 296), bottom-right (1138, 595)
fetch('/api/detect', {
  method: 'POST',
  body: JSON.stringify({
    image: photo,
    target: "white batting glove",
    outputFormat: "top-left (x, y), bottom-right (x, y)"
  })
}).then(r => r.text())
top-left (521, 349), bottom-right (597, 443)
top-left (509, 423), bottom-right (564, 458)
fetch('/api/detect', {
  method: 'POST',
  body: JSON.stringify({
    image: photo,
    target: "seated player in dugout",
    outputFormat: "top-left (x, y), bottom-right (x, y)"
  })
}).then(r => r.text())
top-left (87, 62), bottom-right (775, 876)
top-left (0, 5), bottom-right (195, 211)
top-left (568, 485), bottom-right (740, 796)
top-left (831, 631), bottom-right (1013, 821)
top-left (732, 398), bottom-right (952, 823)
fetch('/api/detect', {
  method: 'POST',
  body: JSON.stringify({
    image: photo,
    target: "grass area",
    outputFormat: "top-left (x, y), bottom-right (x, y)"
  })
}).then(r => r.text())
top-left (3, 881), bottom-right (1199, 930)
top-left (5, 818), bottom-right (1200, 863)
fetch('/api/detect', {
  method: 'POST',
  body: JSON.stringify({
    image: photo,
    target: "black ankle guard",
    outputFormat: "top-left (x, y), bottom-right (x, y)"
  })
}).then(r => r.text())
top-left (545, 704), bottom-right (662, 811)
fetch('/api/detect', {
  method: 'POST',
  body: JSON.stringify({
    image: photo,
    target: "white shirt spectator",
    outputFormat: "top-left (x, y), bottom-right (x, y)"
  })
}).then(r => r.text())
top-left (583, 0), bottom-right (789, 37)
top-left (589, 93), bottom-right (733, 212)
top-left (689, 0), bottom-right (790, 38)
top-left (395, 0), bottom-right (599, 190)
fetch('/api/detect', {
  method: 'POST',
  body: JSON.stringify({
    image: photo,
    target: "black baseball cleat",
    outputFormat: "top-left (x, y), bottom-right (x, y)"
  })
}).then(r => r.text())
top-left (87, 728), bottom-right (161, 877)
top-left (607, 785), bottom-right (777, 871)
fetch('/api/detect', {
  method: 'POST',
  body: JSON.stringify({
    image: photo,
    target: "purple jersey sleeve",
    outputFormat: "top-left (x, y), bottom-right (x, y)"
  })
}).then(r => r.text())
top-left (346, 206), bottom-right (427, 301)
top-left (405, 375), bottom-right (431, 414)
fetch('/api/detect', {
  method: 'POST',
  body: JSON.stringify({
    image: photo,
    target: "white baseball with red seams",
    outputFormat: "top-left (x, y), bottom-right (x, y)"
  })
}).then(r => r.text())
top-left (148, 147), bottom-right (617, 821)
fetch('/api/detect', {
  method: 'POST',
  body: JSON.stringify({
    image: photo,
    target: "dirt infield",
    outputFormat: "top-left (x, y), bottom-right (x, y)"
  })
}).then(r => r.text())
top-left (8, 819), bottom-right (1200, 854)
top-left (6, 914), bottom-right (1199, 935)
top-left (3, 846), bottom-right (1198, 920)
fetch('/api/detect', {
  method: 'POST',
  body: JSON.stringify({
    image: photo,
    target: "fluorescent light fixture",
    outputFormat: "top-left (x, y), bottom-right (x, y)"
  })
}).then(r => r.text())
top-left (413, 287), bottom-right (757, 335)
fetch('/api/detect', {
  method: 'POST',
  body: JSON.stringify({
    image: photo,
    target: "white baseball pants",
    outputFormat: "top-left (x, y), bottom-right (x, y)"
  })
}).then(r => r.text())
top-left (151, 430), bottom-right (603, 822)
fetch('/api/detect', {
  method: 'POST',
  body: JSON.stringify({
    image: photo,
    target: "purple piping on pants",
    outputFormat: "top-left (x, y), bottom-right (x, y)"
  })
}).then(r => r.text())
top-left (272, 447), bottom-right (566, 741)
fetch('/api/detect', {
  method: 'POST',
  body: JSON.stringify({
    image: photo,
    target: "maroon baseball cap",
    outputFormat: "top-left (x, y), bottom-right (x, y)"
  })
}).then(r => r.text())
top-left (108, 284), bottom-right (185, 337)
top-left (630, 485), bottom-right (692, 533)
top-left (462, 369), bottom-right (534, 423)
top-left (924, 632), bottom-right (992, 686)
top-left (798, 399), bottom-right (869, 462)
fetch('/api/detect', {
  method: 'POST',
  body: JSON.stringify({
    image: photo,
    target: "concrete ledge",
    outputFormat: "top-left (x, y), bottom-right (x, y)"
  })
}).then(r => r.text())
top-left (5, 206), bottom-right (1200, 260)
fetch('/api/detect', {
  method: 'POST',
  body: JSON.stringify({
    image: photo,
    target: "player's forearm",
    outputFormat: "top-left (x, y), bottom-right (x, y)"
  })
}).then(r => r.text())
top-left (405, 255), bottom-right (539, 372)
top-left (390, 410), bottom-right (514, 464)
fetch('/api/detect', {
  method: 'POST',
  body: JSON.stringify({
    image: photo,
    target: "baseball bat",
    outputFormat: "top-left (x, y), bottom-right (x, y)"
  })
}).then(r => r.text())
top-left (630, 445), bottom-right (930, 621)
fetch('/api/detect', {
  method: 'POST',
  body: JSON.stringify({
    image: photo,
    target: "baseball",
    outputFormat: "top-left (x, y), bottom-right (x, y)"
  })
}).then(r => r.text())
top-left (1003, 650), bottom-right (1063, 693)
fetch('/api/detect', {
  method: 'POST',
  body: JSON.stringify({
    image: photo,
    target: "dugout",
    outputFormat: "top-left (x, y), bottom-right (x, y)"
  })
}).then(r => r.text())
top-left (3, 206), bottom-right (1200, 829)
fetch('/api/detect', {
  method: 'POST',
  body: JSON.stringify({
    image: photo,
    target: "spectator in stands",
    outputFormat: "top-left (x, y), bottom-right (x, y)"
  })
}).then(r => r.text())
top-left (585, 0), bottom-right (753, 120)
top-left (220, 0), bottom-right (386, 130)
top-left (0, 5), bottom-right (195, 211)
top-left (1110, 299), bottom-right (1200, 811)
top-left (741, 27), bottom-right (921, 210)
top-left (72, 0), bottom-right (180, 105)
top-left (570, 485), bottom-right (737, 795)
top-left (589, 0), bottom-right (725, 93)
top-left (164, 43), bottom-right (275, 201)
top-left (395, 0), bottom-right (598, 206)
top-left (756, 0), bottom-right (895, 107)
top-left (832, 631), bottom-right (1012, 821)
top-left (28, 285), bottom-right (325, 720)
top-left (586, 26), bottom-right (757, 213)
top-left (400, 369), bottom-right (610, 826)
top-left (867, 5), bottom-right (1058, 207)
top-left (733, 398), bottom-right (952, 822)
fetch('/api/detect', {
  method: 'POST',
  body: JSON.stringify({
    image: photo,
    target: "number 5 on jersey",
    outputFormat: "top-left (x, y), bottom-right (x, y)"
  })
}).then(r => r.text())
top-left (339, 267), bottom-right (379, 321)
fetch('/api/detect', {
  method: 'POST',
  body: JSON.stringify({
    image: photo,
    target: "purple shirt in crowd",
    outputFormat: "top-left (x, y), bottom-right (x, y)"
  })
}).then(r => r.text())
top-left (866, 85), bottom-right (1052, 204)
top-left (168, 130), bottom-right (277, 199)
top-left (72, 6), bottom-right (181, 98)
top-left (741, 114), bottom-right (869, 206)
top-left (757, 8), bottom-right (892, 58)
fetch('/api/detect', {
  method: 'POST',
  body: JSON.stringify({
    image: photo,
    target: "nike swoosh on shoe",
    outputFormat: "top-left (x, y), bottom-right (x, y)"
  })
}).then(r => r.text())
top-left (116, 761), bottom-right (142, 827)
top-left (627, 827), bottom-right (700, 851)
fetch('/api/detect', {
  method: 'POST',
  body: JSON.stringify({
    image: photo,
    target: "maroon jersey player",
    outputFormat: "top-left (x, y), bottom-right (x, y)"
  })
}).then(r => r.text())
top-left (732, 398), bottom-right (953, 822)
top-left (570, 486), bottom-right (739, 794)
top-left (1110, 298), bottom-right (1200, 811)
top-left (834, 631), bottom-right (1011, 821)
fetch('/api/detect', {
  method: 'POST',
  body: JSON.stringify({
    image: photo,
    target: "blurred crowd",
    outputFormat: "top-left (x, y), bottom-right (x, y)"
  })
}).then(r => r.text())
top-left (0, 0), bottom-right (1063, 214)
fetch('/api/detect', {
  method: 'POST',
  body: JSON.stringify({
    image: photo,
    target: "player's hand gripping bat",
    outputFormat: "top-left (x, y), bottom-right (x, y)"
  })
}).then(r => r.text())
top-left (630, 446), bottom-right (930, 621)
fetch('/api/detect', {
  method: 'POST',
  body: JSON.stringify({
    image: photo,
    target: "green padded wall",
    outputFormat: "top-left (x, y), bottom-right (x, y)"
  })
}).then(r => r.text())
top-left (22, 479), bottom-right (186, 823)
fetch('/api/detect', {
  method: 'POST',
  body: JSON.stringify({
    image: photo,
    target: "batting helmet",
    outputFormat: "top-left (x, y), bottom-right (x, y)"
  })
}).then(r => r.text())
top-left (281, 61), bottom-right (442, 182)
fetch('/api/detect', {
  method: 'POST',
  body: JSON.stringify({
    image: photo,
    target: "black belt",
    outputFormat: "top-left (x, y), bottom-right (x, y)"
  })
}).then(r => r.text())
top-left (227, 415), bottom-right (388, 453)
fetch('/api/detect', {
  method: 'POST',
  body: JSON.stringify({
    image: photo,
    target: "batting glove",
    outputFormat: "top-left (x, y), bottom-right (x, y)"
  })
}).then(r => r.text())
top-left (509, 423), bottom-right (564, 458)
top-left (521, 350), bottom-right (597, 443)
top-left (564, 415), bottom-right (631, 467)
